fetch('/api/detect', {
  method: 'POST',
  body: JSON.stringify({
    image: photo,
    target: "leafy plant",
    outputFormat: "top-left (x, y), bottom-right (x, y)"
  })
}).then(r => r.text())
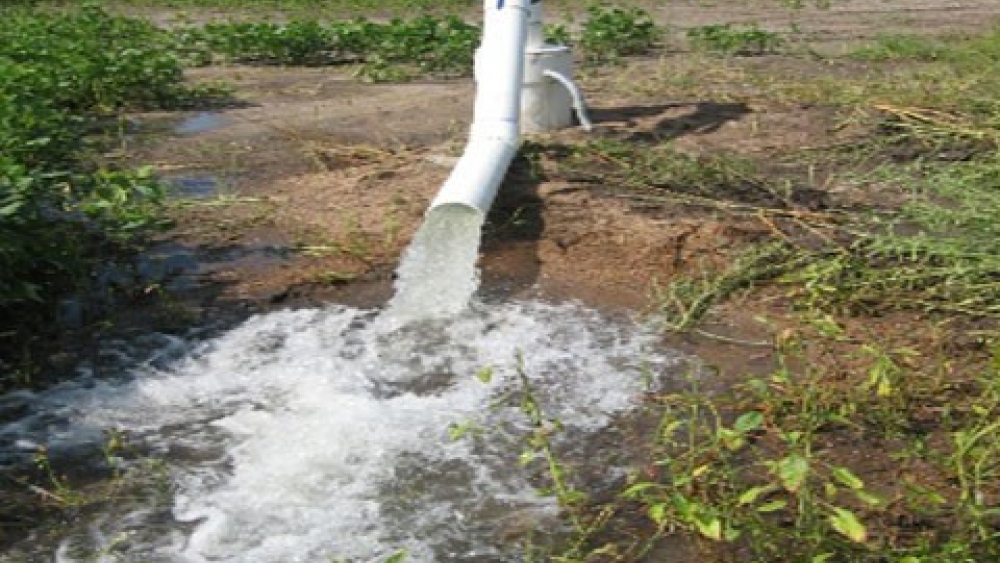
top-left (0, 7), bottom-right (191, 310)
top-left (687, 23), bottom-right (783, 56)
top-left (178, 15), bottom-right (479, 79)
top-left (579, 7), bottom-right (659, 62)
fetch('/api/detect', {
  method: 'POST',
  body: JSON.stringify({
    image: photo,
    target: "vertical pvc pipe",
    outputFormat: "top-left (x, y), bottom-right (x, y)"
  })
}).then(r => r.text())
top-left (428, 0), bottom-right (532, 215)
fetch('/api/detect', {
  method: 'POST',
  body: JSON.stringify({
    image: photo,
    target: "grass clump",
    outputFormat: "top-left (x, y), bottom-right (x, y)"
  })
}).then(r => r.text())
top-left (852, 34), bottom-right (951, 62)
top-left (852, 26), bottom-right (1000, 63)
top-left (788, 157), bottom-right (1000, 318)
top-left (538, 138), bottom-right (812, 212)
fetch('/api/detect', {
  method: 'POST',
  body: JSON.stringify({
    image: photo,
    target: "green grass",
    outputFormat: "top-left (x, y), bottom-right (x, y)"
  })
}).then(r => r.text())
top-left (852, 26), bottom-right (1000, 63)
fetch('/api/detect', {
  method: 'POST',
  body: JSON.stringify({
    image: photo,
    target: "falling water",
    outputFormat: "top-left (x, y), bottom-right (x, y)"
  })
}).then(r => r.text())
top-left (0, 202), bottom-right (687, 563)
top-left (387, 205), bottom-right (485, 321)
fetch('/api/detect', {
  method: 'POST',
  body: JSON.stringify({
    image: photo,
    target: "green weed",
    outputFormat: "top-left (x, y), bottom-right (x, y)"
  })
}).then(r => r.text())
top-left (852, 34), bottom-right (951, 62)
top-left (785, 156), bottom-right (1000, 318)
top-left (852, 26), bottom-right (1000, 63)
top-left (653, 243), bottom-right (804, 332)
top-left (601, 334), bottom-right (1000, 562)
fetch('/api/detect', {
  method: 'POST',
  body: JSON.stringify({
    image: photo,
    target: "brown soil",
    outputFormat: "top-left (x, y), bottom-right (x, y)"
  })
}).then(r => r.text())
top-left (119, 0), bottom-right (1000, 376)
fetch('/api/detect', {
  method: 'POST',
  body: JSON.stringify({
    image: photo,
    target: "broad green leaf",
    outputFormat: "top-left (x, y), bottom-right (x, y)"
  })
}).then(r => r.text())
top-left (853, 489), bottom-right (884, 507)
top-left (756, 499), bottom-right (788, 513)
top-left (774, 453), bottom-right (809, 492)
top-left (447, 423), bottom-right (469, 441)
top-left (718, 428), bottom-right (746, 451)
top-left (694, 516), bottom-right (723, 541)
top-left (734, 411), bottom-right (764, 433)
top-left (737, 485), bottom-right (772, 506)
top-left (823, 482), bottom-right (838, 499)
top-left (649, 502), bottom-right (668, 524)
top-left (831, 466), bottom-right (864, 490)
top-left (384, 549), bottom-right (407, 563)
top-left (828, 507), bottom-right (867, 543)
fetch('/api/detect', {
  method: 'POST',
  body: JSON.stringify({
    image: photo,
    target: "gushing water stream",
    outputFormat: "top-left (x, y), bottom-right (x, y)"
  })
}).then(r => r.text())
top-left (0, 206), bottom-right (684, 562)
top-left (388, 206), bottom-right (485, 320)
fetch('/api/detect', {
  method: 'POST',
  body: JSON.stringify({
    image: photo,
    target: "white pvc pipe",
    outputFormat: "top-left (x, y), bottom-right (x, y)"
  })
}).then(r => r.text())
top-left (427, 0), bottom-right (534, 216)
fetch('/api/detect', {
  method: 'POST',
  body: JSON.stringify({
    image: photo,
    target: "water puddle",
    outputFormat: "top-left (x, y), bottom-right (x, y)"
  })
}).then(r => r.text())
top-left (165, 176), bottom-right (221, 199)
top-left (175, 112), bottom-right (226, 135)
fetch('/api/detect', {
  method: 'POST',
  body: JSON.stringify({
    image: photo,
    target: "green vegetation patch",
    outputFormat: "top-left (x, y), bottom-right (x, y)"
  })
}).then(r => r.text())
top-left (176, 16), bottom-right (480, 78)
top-left (852, 26), bottom-right (1000, 63)
top-left (0, 6), bottom-right (207, 310)
top-left (687, 23), bottom-right (783, 56)
top-left (171, 6), bottom-right (661, 78)
top-left (578, 6), bottom-right (660, 62)
top-left (787, 156), bottom-right (1000, 318)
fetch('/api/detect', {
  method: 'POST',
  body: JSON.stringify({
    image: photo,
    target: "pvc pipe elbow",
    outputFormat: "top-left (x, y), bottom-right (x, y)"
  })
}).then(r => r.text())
top-left (428, 139), bottom-right (520, 216)
top-left (543, 70), bottom-right (593, 131)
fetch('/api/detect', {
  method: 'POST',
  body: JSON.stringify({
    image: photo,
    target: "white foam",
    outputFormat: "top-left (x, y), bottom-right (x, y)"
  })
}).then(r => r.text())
top-left (2, 301), bottom-right (681, 562)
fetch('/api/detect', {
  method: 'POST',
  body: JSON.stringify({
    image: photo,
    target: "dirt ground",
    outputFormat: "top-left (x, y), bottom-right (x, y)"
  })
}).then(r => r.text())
top-left (118, 0), bottom-right (1000, 372)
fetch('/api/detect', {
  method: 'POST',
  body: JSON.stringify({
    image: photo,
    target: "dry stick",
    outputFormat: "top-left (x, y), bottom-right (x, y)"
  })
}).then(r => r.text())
top-left (756, 210), bottom-right (795, 245)
top-left (873, 103), bottom-right (1000, 144)
top-left (691, 328), bottom-right (773, 347)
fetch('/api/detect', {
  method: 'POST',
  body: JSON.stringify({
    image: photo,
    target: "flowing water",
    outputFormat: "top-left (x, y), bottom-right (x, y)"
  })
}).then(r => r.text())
top-left (387, 205), bottom-right (485, 320)
top-left (0, 205), bottom-right (685, 562)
